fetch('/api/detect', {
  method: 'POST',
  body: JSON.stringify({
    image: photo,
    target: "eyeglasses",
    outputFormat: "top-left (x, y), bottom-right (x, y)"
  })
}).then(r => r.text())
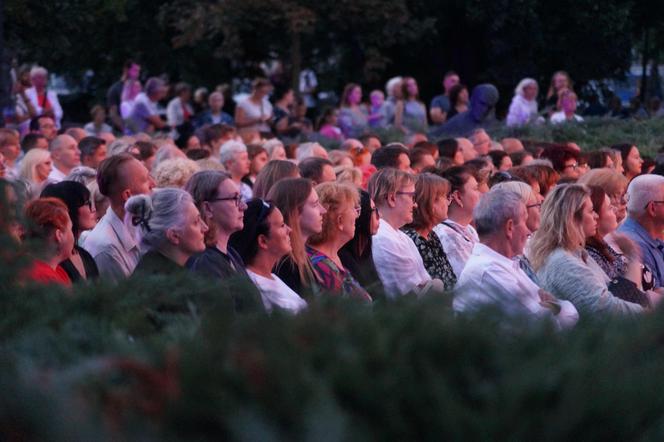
top-left (563, 163), bottom-right (579, 170)
top-left (526, 202), bottom-right (542, 209)
top-left (209, 194), bottom-right (243, 208)
top-left (353, 206), bottom-right (362, 216)
top-left (396, 191), bottom-right (416, 202)
top-left (647, 200), bottom-right (664, 209)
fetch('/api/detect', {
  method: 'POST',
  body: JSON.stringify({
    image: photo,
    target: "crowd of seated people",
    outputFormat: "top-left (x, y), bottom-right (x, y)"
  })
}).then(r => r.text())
top-left (4, 61), bottom-right (664, 328)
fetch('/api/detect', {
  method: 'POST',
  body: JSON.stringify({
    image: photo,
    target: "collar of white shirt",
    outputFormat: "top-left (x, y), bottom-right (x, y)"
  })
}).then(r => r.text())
top-left (105, 206), bottom-right (139, 253)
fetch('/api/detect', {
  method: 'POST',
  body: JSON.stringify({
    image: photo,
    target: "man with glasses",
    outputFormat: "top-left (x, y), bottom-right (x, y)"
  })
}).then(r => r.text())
top-left (618, 174), bottom-right (664, 289)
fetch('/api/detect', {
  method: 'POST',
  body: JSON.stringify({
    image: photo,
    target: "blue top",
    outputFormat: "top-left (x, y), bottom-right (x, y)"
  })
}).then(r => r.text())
top-left (618, 217), bottom-right (664, 288)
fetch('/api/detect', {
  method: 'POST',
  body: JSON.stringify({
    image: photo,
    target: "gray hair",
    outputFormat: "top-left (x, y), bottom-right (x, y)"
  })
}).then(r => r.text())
top-left (152, 143), bottom-right (186, 172)
top-left (626, 174), bottom-right (664, 217)
top-left (30, 66), bottom-right (48, 78)
top-left (514, 78), bottom-right (538, 97)
top-left (219, 140), bottom-right (247, 165)
top-left (124, 188), bottom-right (193, 251)
top-left (144, 77), bottom-right (166, 97)
top-left (65, 166), bottom-right (97, 186)
top-left (492, 181), bottom-right (535, 205)
top-left (107, 138), bottom-right (136, 157)
top-left (473, 188), bottom-right (524, 237)
top-left (296, 142), bottom-right (324, 162)
top-left (49, 134), bottom-right (76, 154)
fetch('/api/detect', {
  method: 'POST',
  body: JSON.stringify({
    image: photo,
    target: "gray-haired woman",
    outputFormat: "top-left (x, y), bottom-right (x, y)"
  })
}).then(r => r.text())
top-left (126, 188), bottom-right (208, 276)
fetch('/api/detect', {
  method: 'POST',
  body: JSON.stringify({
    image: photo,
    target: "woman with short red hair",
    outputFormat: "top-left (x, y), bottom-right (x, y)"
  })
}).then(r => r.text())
top-left (22, 197), bottom-right (74, 286)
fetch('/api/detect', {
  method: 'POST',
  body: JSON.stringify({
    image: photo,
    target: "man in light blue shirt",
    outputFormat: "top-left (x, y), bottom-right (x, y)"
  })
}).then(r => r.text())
top-left (618, 174), bottom-right (664, 288)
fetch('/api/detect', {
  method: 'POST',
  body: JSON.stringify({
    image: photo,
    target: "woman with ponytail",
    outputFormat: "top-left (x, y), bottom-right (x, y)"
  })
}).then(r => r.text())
top-left (125, 188), bottom-right (208, 275)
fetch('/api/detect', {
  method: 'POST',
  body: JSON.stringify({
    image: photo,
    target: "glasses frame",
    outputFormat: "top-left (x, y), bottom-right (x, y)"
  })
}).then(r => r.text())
top-left (208, 194), bottom-right (243, 208)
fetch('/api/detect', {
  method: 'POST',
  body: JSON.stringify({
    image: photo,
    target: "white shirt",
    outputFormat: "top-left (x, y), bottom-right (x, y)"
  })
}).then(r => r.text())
top-left (550, 112), bottom-right (584, 124)
top-left (24, 87), bottom-right (63, 128)
top-left (247, 270), bottom-right (307, 314)
top-left (372, 219), bottom-right (431, 298)
top-left (46, 165), bottom-right (67, 183)
top-left (454, 243), bottom-right (578, 329)
top-left (81, 207), bottom-right (141, 282)
top-left (506, 95), bottom-right (539, 127)
top-left (237, 97), bottom-right (273, 133)
top-left (433, 220), bottom-right (479, 278)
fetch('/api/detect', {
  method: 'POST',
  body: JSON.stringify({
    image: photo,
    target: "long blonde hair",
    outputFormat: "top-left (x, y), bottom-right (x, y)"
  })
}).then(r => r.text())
top-left (528, 184), bottom-right (590, 270)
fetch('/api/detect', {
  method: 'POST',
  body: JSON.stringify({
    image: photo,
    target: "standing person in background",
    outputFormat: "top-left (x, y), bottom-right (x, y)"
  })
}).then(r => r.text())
top-left (127, 77), bottom-right (168, 135)
top-left (271, 85), bottom-right (301, 140)
top-left (166, 82), bottom-right (194, 139)
top-left (235, 78), bottom-right (273, 138)
top-left (394, 77), bottom-right (428, 134)
top-left (446, 84), bottom-right (469, 120)
top-left (12, 64), bottom-right (38, 135)
top-left (195, 92), bottom-right (234, 127)
top-left (25, 66), bottom-right (63, 129)
top-left (338, 83), bottom-right (368, 139)
top-left (506, 78), bottom-right (542, 127)
top-left (107, 60), bottom-right (141, 132)
top-left (84, 105), bottom-right (113, 136)
top-left (544, 70), bottom-right (573, 114)
top-left (367, 90), bottom-right (391, 129)
top-left (550, 90), bottom-right (584, 124)
top-left (430, 71), bottom-right (460, 126)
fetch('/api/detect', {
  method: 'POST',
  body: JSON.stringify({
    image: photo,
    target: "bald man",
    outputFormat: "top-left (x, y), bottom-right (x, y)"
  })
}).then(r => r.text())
top-left (48, 134), bottom-right (81, 182)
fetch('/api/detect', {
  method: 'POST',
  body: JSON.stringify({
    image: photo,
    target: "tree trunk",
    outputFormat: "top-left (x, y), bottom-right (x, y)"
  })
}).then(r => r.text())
top-left (290, 30), bottom-right (301, 93)
top-left (641, 28), bottom-right (649, 102)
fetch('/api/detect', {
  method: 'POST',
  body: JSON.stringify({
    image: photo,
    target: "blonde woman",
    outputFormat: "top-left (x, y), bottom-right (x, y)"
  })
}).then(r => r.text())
top-left (19, 148), bottom-right (53, 198)
top-left (528, 184), bottom-right (644, 317)
top-left (307, 182), bottom-right (371, 301)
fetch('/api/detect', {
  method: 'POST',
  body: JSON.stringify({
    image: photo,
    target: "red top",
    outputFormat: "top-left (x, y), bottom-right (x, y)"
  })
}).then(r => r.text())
top-left (24, 260), bottom-right (72, 287)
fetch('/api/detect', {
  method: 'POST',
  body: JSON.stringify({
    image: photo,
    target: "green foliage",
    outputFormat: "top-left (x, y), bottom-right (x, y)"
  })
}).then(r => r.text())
top-left (4, 263), bottom-right (664, 439)
top-left (490, 117), bottom-right (664, 155)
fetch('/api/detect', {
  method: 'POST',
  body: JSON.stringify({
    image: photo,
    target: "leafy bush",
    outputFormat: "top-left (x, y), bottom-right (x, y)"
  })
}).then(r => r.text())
top-left (3, 267), bottom-right (664, 440)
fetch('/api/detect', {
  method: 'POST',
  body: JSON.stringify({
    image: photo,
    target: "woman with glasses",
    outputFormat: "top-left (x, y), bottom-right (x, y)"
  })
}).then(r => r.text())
top-left (433, 166), bottom-right (482, 277)
top-left (268, 178), bottom-right (326, 298)
top-left (41, 181), bottom-right (99, 282)
top-left (370, 168), bottom-right (443, 298)
top-left (307, 182), bottom-right (371, 301)
top-left (229, 199), bottom-right (307, 313)
top-left (528, 184), bottom-right (644, 317)
top-left (584, 185), bottom-right (654, 307)
top-left (185, 171), bottom-right (263, 312)
top-left (402, 173), bottom-right (456, 291)
top-left (126, 188), bottom-right (208, 276)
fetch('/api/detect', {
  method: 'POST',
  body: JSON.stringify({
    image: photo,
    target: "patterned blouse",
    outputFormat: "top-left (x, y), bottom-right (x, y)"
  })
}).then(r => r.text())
top-left (402, 228), bottom-right (457, 291)
top-left (306, 246), bottom-right (372, 302)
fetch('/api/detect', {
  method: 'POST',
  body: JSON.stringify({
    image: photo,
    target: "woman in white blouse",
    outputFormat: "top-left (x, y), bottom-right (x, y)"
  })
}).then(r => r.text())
top-left (506, 78), bottom-right (543, 127)
top-left (235, 78), bottom-right (274, 138)
top-left (229, 198), bottom-right (307, 313)
top-left (434, 165), bottom-right (482, 277)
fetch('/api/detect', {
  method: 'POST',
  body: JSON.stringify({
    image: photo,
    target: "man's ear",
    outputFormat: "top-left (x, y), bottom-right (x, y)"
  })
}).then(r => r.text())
top-left (166, 228), bottom-right (180, 245)
top-left (505, 218), bottom-right (514, 239)
top-left (54, 228), bottom-right (64, 244)
top-left (120, 188), bottom-right (132, 204)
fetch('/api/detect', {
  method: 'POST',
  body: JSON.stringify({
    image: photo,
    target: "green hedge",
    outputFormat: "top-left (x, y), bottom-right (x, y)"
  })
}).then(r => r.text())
top-left (4, 264), bottom-right (664, 440)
